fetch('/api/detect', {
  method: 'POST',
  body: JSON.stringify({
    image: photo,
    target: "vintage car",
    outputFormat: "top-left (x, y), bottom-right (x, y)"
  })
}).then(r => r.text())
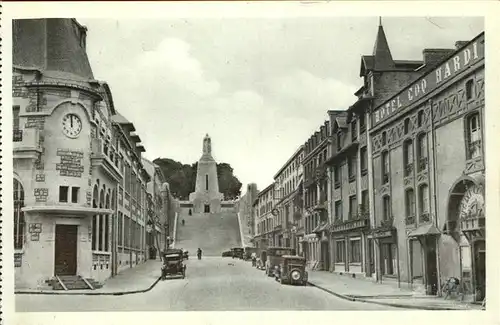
top-left (274, 255), bottom-right (308, 286)
top-left (222, 250), bottom-right (233, 257)
top-left (231, 247), bottom-right (245, 259)
top-left (265, 247), bottom-right (296, 277)
top-left (161, 249), bottom-right (186, 280)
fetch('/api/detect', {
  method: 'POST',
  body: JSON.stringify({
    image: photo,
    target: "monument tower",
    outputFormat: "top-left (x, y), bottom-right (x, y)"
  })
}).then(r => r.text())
top-left (189, 134), bottom-right (223, 213)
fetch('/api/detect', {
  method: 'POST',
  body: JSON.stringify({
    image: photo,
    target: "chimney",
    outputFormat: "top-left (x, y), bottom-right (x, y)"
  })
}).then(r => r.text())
top-left (422, 48), bottom-right (456, 70)
top-left (455, 41), bottom-right (469, 50)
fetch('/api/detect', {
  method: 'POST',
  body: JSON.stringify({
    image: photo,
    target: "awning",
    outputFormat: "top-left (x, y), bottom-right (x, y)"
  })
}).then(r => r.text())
top-left (408, 224), bottom-right (441, 238)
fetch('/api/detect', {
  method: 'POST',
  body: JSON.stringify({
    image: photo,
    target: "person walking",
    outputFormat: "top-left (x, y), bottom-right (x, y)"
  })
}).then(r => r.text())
top-left (197, 248), bottom-right (202, 260)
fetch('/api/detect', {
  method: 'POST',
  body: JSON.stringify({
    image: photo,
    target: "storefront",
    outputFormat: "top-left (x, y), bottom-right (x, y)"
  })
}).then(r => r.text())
top-left (372, 221), bottom-right (399, 282)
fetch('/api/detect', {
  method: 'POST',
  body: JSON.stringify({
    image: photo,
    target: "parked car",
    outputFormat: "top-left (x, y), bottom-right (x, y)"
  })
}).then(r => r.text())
top-left (265, 247), bottom-right (296, 277)
top-left (231, 247), bottom-right (244, 259)
top-left (274, 255), bottom-right (308, 286)
top-left (161, 249), bottom-right (186, 280)
top-left (222, 250), bottom-right (232, 257)
top-left (183, 250), bottom-right (189, 260)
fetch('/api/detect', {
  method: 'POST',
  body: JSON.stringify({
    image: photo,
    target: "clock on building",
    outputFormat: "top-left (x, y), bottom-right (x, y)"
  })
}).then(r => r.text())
top-left (62, 113), bottom-right (83, 138)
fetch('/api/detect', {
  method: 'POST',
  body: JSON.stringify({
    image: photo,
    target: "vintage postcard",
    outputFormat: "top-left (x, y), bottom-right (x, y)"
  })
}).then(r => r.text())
top-left (1, 1), bottom-right (499, 325)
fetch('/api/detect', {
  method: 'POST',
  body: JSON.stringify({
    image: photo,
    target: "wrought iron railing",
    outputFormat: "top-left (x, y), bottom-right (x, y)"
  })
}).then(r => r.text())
top-left (419, 212), bottom-right (431, 223)
top-left (405, 215), bottom-right (416, 225)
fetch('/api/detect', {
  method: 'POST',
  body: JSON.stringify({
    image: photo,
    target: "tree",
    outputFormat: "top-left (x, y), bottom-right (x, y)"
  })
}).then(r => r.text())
top-left (153, 158), bottom-right (242, 200)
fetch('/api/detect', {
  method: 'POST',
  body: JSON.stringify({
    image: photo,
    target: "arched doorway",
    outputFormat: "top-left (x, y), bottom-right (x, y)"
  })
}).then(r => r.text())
top-left (446, 175), bottom-right (485, 302)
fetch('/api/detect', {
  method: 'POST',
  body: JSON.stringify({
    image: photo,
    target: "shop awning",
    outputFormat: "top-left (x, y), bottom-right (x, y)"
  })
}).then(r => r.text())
top-left (408, 224), bottom-right (441, 238)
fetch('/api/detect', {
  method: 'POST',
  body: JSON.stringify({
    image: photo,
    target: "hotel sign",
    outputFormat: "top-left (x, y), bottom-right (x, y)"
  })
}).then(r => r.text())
top-left (373, 35), bottom-right (485, 127)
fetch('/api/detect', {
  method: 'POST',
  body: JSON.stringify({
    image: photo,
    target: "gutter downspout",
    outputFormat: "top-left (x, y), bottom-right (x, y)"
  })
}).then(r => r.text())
top-left (429, 99), bottom-right (442, 296)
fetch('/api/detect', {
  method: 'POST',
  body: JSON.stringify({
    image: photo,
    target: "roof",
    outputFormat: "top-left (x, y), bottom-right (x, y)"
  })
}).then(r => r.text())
top-left (273, 145), bottom-right (304, 179)
top-left (112, 112), bottom-right (136, 131)
top-left (14, 19), bottom-right (94, 81)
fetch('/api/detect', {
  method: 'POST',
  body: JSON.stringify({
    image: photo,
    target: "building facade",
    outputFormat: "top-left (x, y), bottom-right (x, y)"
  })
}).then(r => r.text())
top-left (369, 33), bottom-right (485, 300)
top-left (253, 184), bottom-right (276, 251)
top-left (272, 146), bottom-right (304, 251)
top-left (13, 18), bottom-right (151, 289)
top-left (302, 121), bottom-right (331, 269)
top-left (238, 183), bottom-right (259, 247)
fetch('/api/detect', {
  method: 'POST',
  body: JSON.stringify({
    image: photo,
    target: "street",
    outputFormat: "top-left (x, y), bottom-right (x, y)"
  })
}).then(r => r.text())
top-left (16, 257), bottom-right (406, 311)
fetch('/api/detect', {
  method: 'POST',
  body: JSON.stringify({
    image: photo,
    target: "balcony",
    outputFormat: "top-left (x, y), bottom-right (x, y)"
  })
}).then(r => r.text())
top-left (460, 211), bottom-right (485, 233)
top-left (419, 213), bottom-right (431, 224)
top-left (13, 128), bottom-right (42, 160)
top-left (330, 217), bottom-right (369, 233)
top-left (91, 138), bottom-right (123, 182)
top-left (313, 200), bottom-right (328, 212)
top-left (404, 163), bottom-right (414, 177)
top-left (380, 217), bottom-right (394, 228)
top-left (419, 157), bottom-right (428, 171)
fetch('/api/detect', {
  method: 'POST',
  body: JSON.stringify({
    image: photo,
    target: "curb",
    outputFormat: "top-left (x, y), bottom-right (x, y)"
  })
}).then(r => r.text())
top-left (15, 276), bottom-right (162, 296)
top-left (307, 281), bottom-right (477, 311)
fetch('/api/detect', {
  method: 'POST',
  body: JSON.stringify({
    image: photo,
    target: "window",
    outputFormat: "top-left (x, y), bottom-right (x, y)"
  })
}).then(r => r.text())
top-left (335, 240), bottom-right (346, 263)
top-left (404, 118), bottom-right (410, 135)
top-left (383, 195), bottom-right (391, 221)
top-left (71, 187), bottom-right (80, 203)
top-left (417, 133), bottom-right (428, 171)
top-left (417, 111), bottom-right (424, 127)
top-left (360, 147), bottom-right (368, 175)
top-left (404, 140), bottom-right (414, 176)
top-left (99, 214), bottom-right (105, 251)
top-left (14, 179), bottom-right (25, 250)
top-left (381, 132), bottom-right (387, 146)
top-left (466, 79), bottom-right (474, 100)
top-left (361, 190), bottom-right (369, 215)
top-left (334, 165), bottom-right (341, 188)
top-left (59, 186), bottom-right (69, 203)
top-left (359, 113), bottom-right (366, 132)
top-left (104, 215), bottom-right (110, 251)
top-left (92, 215), bottom-right (98, 250)
top-left (419, 184), bottom-right (430, 214)
top-left (348, 156), bottom-right (357, 181)
top-left (335, 201), bottom-right (342, 221)
top-left (337, 132), bottom-right (343, 151)
top-left (351, 119), bottom-right (357, 141)
top-left (467, 113), bottom-right (482, 159)
top-left (350, 239), bottom-right (362, 263)
top-left (13, 105), bottom-right (20, 130)
top-left (405, 189), bottom-right (415, 218)
top-left (381, 151), bottom-right (390, 184)
top-left (349, 195), bottom-right (358, 219)
top-left (205, 174), bottom-right (209, 191)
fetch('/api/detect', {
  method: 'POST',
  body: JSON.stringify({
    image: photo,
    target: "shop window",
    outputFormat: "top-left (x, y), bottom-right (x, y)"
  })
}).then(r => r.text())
top-left (14, 179), bottom-right (25, 250)
top-left (417, 133), bottom-right (428, 171)
top-left (381, 151), bottom-right (390, 184)
top-left (405, 189), bottom-right (415, 223)
top-left (71, 187), bottom-right (80, 203)
top-left (349, 195), bottom-right (358, 219)
top-left (404, 139), bottom-right (414, 176)
top-left (404, 118), bottom-right (410, 135)
top-left (335, 240), bottom-right (346, 263)
top-left (467, 113), bottom-right (482, 159)
top-left (382, 195), bottom-right (391, 221)
top-left (59, 186), bottom-right (69, 203)
top-left (360, 147), bottom-right (368, 175)
top-left (466, 79), bottom-right (474, 100)
top-left (348, 155), bottom-right (357, 182)
top-left (350, 239), bottom-right (362, 263)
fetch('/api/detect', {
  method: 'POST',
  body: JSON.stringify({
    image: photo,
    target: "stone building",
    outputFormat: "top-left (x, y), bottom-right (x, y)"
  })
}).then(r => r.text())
top-left (13, 18), bottom-right (150, 289)
top-left (253, 184), bottom-right (276, 250)
top-left (368, 32), bottom-right (485, 300)
top-left (272, 146), bottom-right (304, 251)
top-left (238, 183), bottom-right (259, 247)
top-left (302, 121), bottom-right (331, 269)
top-left (326, 108), bottom-right (373, 277)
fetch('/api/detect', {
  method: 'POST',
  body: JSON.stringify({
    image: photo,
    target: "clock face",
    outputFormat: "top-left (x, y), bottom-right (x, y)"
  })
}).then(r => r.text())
top-left (62, 113), bottom-right (83, 138)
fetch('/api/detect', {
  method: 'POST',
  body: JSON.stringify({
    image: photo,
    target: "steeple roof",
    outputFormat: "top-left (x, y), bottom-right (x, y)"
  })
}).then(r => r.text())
top-left (372, 18), bottom-right (395, 70)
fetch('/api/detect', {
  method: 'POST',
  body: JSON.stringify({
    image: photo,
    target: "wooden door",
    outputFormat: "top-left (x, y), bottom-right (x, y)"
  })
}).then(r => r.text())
top-left (54, 225), bottom-right (78, 275)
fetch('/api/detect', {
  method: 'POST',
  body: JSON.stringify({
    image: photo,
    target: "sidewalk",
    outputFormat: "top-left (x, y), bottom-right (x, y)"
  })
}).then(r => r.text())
top-left (307, 270), bottom-right (483, 311)
top-left (15, 259), bottom-right (162, 296)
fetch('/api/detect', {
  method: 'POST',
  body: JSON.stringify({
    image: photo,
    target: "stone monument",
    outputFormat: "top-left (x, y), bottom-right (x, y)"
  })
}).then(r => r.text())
top-left (189, 134), bottom-right (223, 213)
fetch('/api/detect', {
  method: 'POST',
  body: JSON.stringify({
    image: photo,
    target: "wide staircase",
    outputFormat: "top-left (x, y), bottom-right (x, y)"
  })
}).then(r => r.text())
top-left (175, 212), bottom-right (242, 256)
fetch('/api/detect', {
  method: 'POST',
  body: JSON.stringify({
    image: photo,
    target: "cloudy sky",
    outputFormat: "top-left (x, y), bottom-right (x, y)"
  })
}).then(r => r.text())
top-left (79, 16), bottom-right (483, 193)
